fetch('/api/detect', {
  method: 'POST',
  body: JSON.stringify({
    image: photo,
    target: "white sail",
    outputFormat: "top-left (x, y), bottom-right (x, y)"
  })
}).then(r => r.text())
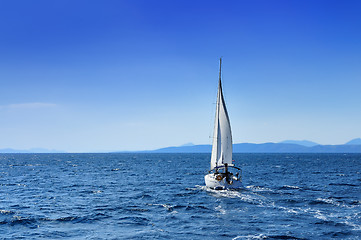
top-left (210, 59), bottom-right (233, 170)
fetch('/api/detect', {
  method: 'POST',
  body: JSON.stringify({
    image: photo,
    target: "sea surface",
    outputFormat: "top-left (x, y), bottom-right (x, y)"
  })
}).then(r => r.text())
top-left (0, 153), bottom-right (360, 239)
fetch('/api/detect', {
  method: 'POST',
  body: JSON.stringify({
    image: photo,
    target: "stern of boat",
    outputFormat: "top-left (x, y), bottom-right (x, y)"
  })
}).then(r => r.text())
top-left (204, 173), bottom-right (242, 190)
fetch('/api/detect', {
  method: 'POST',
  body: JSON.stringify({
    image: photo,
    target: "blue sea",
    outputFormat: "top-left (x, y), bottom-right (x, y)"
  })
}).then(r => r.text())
top-left (0, 153), bottom-right (360, 239)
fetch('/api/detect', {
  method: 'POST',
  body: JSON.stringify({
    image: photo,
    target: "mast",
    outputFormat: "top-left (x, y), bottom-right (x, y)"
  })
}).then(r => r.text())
top-left (217, 57), bottom-right (222, 167)
top-left (219, 57), bottom-right (222, 84)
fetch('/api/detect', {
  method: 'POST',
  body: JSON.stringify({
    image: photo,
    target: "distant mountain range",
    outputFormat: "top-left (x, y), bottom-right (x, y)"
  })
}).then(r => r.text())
top-left (1, 138), bottom-right (361, 153)
top-left (142, 138), bottom-right (361, 153)
top-left (279, 140), bottom-right (318, 147)
top-left (345, 138), bottom-right (361, 145)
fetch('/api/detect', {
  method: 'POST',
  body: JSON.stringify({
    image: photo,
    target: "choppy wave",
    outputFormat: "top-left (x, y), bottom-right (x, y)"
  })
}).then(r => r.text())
top-left (233, 234), bottom-right (306, 239)
top-left (279, 185), bottom-right (301, 190)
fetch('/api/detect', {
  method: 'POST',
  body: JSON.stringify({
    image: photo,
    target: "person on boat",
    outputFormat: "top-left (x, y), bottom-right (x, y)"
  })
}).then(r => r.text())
top-left (224, 163), bottom-right (232, 184)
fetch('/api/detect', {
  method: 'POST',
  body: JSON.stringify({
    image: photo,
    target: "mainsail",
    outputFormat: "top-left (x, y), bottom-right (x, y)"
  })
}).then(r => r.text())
top-left (210, 58), bottom-right (233, 170)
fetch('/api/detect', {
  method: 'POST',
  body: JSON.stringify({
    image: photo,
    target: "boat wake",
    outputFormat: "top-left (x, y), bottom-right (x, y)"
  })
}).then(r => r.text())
top-left (197, 185), bottom-right (272, 206)
top-left (197, 184), bottom-right (361, 232)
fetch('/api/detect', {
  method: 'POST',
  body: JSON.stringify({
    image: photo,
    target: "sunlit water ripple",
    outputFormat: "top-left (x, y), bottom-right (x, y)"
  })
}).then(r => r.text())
top-left (0, 153), bottom-right (360, 239)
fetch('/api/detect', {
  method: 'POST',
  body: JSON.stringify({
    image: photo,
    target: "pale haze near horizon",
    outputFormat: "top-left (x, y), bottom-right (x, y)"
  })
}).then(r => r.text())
top-left (1, 1), bottom-right (360, 152)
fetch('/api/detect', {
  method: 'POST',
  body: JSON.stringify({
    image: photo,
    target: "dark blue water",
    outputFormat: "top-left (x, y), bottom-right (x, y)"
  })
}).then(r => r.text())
top-left (0, 153), bottom-right (360, 239)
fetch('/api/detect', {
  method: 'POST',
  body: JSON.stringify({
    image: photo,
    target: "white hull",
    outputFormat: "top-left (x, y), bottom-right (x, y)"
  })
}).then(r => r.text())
top-left (204, 173), bottom-right (242, 190)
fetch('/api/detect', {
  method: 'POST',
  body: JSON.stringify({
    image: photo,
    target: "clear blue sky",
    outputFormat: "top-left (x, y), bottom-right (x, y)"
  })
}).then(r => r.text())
top-left (1, 0), bottom-right (360, 152)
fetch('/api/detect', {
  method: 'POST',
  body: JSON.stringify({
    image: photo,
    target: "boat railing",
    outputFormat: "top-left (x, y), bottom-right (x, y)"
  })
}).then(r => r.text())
top-left (208, 165), bottom-right (242, 174)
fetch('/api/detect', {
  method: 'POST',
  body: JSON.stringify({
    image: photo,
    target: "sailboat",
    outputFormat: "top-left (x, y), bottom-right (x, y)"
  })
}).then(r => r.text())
top-left (204, 58), bottom-right (242, 190)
